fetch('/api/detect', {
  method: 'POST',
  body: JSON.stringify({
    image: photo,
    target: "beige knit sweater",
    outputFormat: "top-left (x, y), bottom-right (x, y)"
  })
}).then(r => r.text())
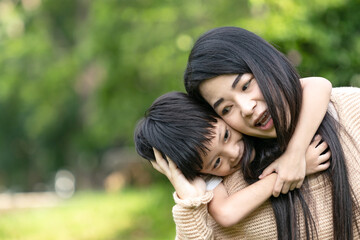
top-left (172, 87), bottom-right (360, 240)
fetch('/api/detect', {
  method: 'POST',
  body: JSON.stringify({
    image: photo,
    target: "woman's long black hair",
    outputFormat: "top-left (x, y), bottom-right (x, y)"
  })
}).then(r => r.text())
top-left (184, 26), bottom-right (358, 239)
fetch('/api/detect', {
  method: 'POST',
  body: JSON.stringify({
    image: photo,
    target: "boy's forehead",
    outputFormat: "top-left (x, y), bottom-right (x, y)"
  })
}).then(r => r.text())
top-left (199, 119), bottom-right (222, 158)
top-left (205, 118), bottom-right (222, 144)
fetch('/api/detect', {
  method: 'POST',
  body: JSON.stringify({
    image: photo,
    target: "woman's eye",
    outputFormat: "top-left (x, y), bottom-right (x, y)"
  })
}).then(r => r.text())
top-left (224, 129), bottom-right (229, 142)
top-left (242, 78), bottom-right (253, 91)
top-left (222, 106), bottom-right (231, 115)
top-left (214, 158), bottom-right (221, 169)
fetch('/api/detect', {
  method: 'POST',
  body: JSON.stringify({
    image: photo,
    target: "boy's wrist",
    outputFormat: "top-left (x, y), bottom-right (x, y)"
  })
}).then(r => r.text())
top-left (175, 189), bottom-right (206, 200)
top-left (173, 191), bottom-right (213, 208)
top-left (286, 140), bottom-right (307, 155)
top-left (267, 172), bottom-right (278, 182)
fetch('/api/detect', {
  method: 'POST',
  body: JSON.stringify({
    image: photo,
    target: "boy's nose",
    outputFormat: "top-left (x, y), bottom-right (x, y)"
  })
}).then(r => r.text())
top-left (225, 145), bottom-right (239, 162)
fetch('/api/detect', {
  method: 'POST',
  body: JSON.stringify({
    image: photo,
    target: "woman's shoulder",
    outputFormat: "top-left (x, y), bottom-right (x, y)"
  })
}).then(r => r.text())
top-left (331, 86), bottom-right (360, 98)
top-left (331, 86), bottom-right (360, 141)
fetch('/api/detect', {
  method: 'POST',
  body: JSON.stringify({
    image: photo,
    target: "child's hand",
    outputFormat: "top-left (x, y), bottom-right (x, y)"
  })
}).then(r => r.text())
top-left (152, 148), bottom-right (206, 200)
top-left (259, 149), bottom-right (306, 197)
top-left (305, 135), bottom-right (331, 175)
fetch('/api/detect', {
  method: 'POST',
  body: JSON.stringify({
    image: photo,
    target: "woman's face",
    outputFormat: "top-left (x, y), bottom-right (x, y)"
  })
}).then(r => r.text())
top-left (199, 73), bottom-right (277, 138)
top-left (199, 118), bottom-right (249, 177)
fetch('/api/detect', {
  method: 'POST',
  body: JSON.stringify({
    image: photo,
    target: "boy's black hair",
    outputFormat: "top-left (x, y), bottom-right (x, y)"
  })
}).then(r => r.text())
top-left (134, 91), bottom-right (219, 180)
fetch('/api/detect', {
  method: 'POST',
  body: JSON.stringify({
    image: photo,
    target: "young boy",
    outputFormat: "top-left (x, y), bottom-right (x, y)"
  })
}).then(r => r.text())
top-left (134, 91), bottom-right (330, 227)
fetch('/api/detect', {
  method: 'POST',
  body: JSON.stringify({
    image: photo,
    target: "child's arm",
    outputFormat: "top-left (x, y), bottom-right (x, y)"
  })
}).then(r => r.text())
top-left (210, 134), bottom-right (331, 227)
top-left (259, 77), bottom-right (332, 197)
top-left (152, 148), bottom-right (215, 239)
top-left (209, 174), bottom-right (276, 227)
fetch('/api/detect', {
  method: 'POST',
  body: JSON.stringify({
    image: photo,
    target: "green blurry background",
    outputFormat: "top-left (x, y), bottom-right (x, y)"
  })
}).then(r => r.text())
top-left (0, 0), bottom-right (359, 239)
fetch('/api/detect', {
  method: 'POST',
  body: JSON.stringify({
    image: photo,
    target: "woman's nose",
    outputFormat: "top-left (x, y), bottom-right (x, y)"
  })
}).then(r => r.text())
top-left (236, 96), bottom-right (256, 117)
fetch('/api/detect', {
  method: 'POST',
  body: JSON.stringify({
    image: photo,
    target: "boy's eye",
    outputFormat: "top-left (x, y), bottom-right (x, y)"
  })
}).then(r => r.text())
top-left (222, 106), bottom-right (231, 115)
top-left (242, 78), bottom-right (253, 91)
top-left (214, 158), bottom-right (221, 169)
top-left (224, 129), bottom-right (229, 142)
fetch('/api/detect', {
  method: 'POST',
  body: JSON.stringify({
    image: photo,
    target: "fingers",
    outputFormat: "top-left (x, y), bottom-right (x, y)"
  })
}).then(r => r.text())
top-left (296, 179), bottom-right (304, 189)
top-left (152, 148), bottom-right (182, 178)
top-left (153, 147), bottom-right (164, 163)
top-left (259, 163), bottom-right (276, 179)
top-left (153, 148), bottom-right (170, 175)
top-left (311, 134), bottom-right (322, 147)
top-left (274, 180), bottom-right (303, 196)
top-left (273, 177), bottom-right (304, 196)
top-left (312, 135), bottom-right (330, 158)
top-left (168, 156), bottom-right (178, 170)
top-left (150, 160), bottom-right (164, 174)
top-left (273, 178), bottom-right (283, 197)
top-left (318, 150), bottom-right (331, 163)
top-left (281, 181), bottom-right (291, 195)
top-left (315, 150), bottom-right (331, 173)
top-left (290, 182), bottom-right (297, 191)
top-left (317, 160), bottom-right (331, 172)
top-left (315, 139), bottom-right (329, 153)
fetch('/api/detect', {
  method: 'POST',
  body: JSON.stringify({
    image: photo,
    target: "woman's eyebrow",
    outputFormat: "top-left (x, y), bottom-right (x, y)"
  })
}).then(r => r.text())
top-left (213, 74), bottom-right (243, 109)
top-left (213, 98), bottom-right (224, 109)
top-left (232, 74), bottom-right (243, 89)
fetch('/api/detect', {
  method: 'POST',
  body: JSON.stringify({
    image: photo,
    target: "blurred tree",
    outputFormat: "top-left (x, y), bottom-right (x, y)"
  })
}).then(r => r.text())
top-left (243, 0), bottom-right (360, 86)
top-left (0, 0), bottom-right (358, 191)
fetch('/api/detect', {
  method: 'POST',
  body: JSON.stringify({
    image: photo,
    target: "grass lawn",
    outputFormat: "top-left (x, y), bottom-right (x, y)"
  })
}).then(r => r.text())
top-left (0, 183), bottom-right (176, 240)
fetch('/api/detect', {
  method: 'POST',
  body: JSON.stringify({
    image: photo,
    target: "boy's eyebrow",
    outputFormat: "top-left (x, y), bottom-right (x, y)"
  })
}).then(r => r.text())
top-left (205, 157), bottom-right (215, 170)
top-left (204, 123), bottom-right (222, 169)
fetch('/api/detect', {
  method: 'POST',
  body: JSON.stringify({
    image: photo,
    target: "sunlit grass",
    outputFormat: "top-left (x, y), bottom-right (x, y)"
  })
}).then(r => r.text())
top-left (0, 183), bottom-right (175, 240)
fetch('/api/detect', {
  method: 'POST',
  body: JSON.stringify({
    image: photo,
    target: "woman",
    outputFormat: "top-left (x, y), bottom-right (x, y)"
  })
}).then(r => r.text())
top-left (177, 26), bottom-right (360, 239)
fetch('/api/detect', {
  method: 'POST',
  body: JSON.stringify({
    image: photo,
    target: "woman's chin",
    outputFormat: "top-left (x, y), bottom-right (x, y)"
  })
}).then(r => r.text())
top-left (252, 128), bottom-right (276, 138)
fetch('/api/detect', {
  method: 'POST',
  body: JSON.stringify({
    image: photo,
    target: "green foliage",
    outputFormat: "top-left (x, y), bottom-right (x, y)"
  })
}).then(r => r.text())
top-left (0, 0), bottom-right (359, 190)
top-left (0, 184), bottom-right (175, 240)
top-left (244, 0), bottom-right (360, 86)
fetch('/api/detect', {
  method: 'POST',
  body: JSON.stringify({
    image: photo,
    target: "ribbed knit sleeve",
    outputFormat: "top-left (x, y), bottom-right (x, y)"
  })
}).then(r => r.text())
top-left (330, 87), bottom-right (360, 238)
top-left (173, 191), bottom-right (214, 240)
top-left (331, 87), bottom-right (360, 144)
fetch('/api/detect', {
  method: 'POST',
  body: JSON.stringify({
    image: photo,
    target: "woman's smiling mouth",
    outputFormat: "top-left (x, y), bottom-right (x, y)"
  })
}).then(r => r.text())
top-left (254, 110), bottom-right (273, 130)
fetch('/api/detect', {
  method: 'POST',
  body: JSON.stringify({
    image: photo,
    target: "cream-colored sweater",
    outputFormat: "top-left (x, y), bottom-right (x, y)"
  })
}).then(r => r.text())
top-left (172, 87), bottom-right (360, 239)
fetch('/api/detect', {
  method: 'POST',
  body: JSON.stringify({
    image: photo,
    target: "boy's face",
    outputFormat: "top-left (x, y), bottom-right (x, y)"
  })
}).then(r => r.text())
top-left (199, 118), bottom-right (246, 177)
